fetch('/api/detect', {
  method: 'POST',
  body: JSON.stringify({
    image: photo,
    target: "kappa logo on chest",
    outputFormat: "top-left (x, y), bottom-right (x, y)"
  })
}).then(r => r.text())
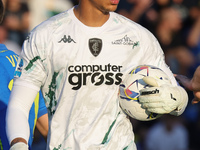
top-left (58, 35), bottom-right (76, 43)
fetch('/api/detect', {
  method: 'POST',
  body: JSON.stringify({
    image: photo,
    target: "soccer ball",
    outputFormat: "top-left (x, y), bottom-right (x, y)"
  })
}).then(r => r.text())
top-left (119, 65), bottom-right (171, 121)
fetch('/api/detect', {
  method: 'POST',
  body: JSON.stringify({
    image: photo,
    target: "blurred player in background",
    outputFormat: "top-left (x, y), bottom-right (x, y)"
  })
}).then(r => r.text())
top-left (0, 0), bottom-right (48, 149)
top-left (6, 0), bottom-right (188, 149)
top-left (0, 44), bottom-right (48, 150)
top-left (176, 66), bottom-right (200, 104)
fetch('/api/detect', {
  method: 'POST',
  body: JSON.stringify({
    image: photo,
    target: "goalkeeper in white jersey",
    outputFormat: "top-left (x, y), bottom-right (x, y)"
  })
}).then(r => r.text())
top-left (6, 0), bottom-right (188, 149)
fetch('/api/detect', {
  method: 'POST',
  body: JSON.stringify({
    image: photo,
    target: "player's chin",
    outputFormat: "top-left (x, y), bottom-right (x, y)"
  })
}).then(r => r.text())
top-left (103, 5), bottom-right (118, 13)
top-left (110, 5), bottom-right (118, 11)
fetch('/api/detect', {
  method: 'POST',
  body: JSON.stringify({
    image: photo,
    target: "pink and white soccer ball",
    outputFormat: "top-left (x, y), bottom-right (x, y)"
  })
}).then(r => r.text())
top-left (119, 65), bottom-right (171, 121)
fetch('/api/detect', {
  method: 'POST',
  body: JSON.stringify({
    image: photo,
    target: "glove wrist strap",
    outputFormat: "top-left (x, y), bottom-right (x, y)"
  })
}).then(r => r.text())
top-left (170, 86), bottom-right (188, 116)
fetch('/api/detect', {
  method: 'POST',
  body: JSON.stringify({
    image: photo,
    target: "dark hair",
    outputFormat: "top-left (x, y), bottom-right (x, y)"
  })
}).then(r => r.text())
top-left (0, 0), bottom-right (4, 23)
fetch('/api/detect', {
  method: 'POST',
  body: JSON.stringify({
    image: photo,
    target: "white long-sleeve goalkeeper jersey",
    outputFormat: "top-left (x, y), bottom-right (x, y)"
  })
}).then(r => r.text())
top-left (13, 7), bottom-right (178, 150)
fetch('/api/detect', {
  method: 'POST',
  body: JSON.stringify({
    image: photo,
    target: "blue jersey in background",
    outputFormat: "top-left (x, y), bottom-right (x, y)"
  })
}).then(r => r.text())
top-left (0, 44), bottom-right (47, 150)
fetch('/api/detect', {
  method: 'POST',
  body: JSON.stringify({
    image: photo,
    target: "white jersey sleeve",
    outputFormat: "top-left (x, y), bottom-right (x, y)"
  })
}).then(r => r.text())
top-left (6, 83), bottom-right (39, 144)
top-left (6, 27), bottom-right (46, 144)
top-left (138, 26), bottom-right (177, 86)
top-left (137, 27), bottom-right (188, 115)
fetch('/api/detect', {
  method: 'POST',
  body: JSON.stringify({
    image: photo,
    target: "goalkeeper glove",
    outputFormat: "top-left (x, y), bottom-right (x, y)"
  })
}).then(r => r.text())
top-left (139, 76), bottom-right (188, 115)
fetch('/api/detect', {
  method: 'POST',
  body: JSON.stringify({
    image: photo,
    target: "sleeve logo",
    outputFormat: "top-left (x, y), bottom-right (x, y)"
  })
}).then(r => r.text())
top-left (14, 58), bottom-right (24, 77)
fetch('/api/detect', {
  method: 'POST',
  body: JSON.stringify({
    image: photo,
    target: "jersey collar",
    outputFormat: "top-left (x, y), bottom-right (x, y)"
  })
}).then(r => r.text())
top-left (69, 7), bottom-right (114, 35)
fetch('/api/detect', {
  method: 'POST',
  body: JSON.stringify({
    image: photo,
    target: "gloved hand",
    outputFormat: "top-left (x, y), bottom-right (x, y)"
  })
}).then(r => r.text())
top-left (139, 76), bottom-right (188, 115)
top-left (10, 142), bottom-right (28, 150)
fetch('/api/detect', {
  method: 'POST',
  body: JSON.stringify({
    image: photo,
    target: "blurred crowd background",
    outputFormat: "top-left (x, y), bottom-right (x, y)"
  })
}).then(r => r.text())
top-left (1, 0), bottom-right (200, 150)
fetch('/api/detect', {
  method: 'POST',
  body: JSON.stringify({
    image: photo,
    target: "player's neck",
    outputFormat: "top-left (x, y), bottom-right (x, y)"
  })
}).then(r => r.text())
top-left (73, 5), bottom-right (110, 27)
